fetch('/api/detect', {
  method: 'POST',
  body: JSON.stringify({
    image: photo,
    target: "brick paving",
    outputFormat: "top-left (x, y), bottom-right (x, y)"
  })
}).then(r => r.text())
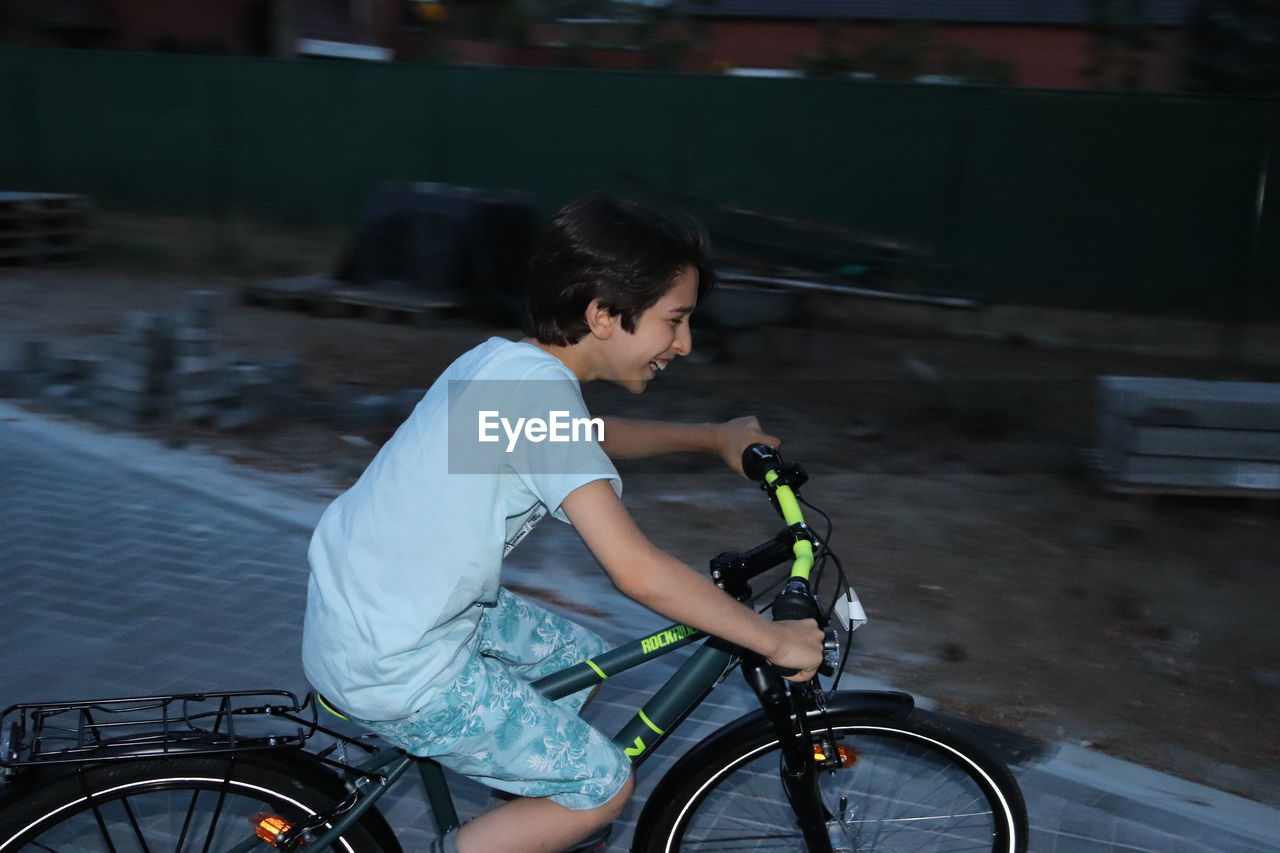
top-left (0, 403), bottom-right (1274, 852)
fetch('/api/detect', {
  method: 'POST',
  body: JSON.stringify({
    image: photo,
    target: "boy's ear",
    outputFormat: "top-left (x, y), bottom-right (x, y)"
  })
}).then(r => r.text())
top-left (585, 298), bottom-right (618, 339)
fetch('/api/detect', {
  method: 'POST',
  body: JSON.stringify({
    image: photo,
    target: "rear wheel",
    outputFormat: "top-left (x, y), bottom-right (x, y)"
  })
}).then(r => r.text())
top-left (0, 755), bottom-right (390, 853)
top-left (637, 709), bottom-right (1027, 852)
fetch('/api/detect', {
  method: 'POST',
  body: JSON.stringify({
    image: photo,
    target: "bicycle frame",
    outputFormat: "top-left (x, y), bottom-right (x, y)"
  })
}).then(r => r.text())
top-left (278, 620), bottom-right (741, 853)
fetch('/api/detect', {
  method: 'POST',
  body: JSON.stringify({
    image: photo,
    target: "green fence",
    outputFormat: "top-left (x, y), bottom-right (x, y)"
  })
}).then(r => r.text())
top-left (1, 47), bottom-right (1277, 318)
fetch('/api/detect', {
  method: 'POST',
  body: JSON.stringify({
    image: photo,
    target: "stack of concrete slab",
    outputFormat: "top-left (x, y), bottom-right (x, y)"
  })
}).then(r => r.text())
top-left (91, 311), bottom-right (173, 426)
top-left (3, 289), bottom-right (417, 432)
top-left (1096, 377), bottom-right (1280, 496)
top-left (169, 291), bottom-right (239, 423)
top-left (72, 291), bottom-right (290, 429)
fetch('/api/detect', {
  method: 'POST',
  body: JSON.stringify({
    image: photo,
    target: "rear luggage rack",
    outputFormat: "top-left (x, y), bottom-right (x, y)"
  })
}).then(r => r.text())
top-left (1, 690), bottom-right (318, 768)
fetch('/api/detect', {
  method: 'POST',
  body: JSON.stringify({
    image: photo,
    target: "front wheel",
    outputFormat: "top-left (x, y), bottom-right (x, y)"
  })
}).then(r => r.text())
top-left (636, 708), bottom-right (1028, 853)
top-left (0, 754), bottom-right (393, 853)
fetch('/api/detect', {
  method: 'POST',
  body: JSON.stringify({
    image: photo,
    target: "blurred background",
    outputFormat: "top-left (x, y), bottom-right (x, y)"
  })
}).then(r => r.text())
top-left (0, 0), bottom-right (1278, 323)
top-left (2, 0), bottom-right (1280, 828)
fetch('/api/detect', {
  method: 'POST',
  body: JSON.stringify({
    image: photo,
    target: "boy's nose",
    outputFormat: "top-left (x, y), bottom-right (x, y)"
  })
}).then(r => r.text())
top-left (673, 321), bottom-right (692, 356)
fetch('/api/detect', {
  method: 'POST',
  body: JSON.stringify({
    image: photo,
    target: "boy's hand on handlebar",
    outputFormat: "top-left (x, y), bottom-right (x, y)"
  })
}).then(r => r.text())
top-left (765, 619), bottom-right (826, 683)
top-left (713, 417), bottom-right (781, 477)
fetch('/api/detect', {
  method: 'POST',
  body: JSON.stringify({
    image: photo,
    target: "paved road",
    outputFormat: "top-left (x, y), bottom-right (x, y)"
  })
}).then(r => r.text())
top-left (0, 403), bottom-right (1274, 853)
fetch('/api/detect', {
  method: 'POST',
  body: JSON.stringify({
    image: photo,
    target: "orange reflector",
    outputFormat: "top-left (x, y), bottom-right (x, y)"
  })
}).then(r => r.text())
top-left (814, 744), bottom-right (858, 768)
top-left (253, 814), bottom-right (294, 846)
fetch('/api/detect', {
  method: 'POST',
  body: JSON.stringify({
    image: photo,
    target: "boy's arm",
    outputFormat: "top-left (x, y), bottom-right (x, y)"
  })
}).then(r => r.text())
top-left (600, 416), bottom-right (779, 476)
top-left (561, 479), bottom-right (824, 680)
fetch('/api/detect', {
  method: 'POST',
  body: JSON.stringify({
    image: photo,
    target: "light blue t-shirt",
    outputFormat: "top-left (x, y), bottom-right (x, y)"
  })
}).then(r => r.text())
top-left (302, 337), bottom-right (620, 721)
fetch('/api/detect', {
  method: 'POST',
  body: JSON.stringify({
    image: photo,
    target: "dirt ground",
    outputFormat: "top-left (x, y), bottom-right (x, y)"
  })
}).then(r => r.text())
top-left (3, 262), bottom-right (1279, 808)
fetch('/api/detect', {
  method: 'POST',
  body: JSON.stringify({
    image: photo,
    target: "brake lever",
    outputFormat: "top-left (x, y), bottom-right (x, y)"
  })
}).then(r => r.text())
top-left (819, 628), bottom-right (840, 678)
top-left (774, 629), bottom-right (841, 679)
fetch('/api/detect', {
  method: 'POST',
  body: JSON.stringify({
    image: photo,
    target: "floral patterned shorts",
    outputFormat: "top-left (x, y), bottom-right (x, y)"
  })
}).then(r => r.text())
top-left (354, 588), bottom-right (631, 810)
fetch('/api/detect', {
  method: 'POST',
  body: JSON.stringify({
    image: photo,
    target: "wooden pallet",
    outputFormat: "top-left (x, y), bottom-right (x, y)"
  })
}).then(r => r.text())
top-left (0, 192), bottom-right (92, 265)
top-left (241, 275), bottom-right (465, 324)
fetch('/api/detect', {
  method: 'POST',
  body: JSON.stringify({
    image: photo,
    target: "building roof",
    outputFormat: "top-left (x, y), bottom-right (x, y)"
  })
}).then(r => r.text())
top-left (676, 0), bottom-right (1197, 27)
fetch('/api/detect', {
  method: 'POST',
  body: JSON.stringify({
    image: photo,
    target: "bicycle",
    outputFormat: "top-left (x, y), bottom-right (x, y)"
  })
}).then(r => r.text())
top-left (0, 445), bottom-right (1028, 853)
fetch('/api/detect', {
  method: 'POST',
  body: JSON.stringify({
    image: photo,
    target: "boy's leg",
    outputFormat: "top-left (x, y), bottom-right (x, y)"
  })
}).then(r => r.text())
top-left (456, 773), bottom-right (633, 853)
top-left (355, 652), bottom-right (632, 852)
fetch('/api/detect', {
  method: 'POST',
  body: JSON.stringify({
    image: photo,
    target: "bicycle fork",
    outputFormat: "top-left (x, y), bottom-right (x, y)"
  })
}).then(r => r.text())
top-left (742, 663), bottom-right (836, 853)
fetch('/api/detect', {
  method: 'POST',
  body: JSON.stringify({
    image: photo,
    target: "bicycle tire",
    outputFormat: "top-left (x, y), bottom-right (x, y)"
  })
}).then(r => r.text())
top-left (635, 708), bottom-right (1028, 853)
top-left (0, 754), bottom-right (394, 853)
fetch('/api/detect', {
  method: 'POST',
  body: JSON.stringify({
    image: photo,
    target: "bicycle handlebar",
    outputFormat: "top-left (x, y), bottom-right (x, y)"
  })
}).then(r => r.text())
top-left (741, 445), bottom-right (823, 676)
top-left (741, 444), bottom-right (816, 584)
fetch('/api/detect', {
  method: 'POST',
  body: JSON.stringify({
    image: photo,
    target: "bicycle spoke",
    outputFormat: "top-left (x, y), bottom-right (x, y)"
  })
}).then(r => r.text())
top-left (692, 834), bottom-right (796, 842)
top-left (198, 787), bottom-right (231, 853)
top-left (175, 789), bottom-right (202, 853)
top-left (82, 788), bottom-right (120, 853)
top-left (27, 842), bottom-right (64, 853)
top-left (120, 799), bottom-right (154, 853)
top-left (832, 738), bottom-right (990, 847)
top-left (845, 812), bottom-right (995, 825)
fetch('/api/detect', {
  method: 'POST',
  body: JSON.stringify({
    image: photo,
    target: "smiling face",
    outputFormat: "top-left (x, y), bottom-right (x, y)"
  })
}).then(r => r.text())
top-left (601, 265), bottom-right (698, 394)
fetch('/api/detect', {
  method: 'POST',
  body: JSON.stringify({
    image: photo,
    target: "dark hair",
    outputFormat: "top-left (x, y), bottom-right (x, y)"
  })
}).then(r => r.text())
top-left (523, 194), bottom-right (715, 346)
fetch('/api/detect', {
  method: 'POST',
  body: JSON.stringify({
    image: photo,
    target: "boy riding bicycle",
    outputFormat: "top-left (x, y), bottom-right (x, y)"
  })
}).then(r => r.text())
top-left (302, 194), bottom-right (824, 853)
